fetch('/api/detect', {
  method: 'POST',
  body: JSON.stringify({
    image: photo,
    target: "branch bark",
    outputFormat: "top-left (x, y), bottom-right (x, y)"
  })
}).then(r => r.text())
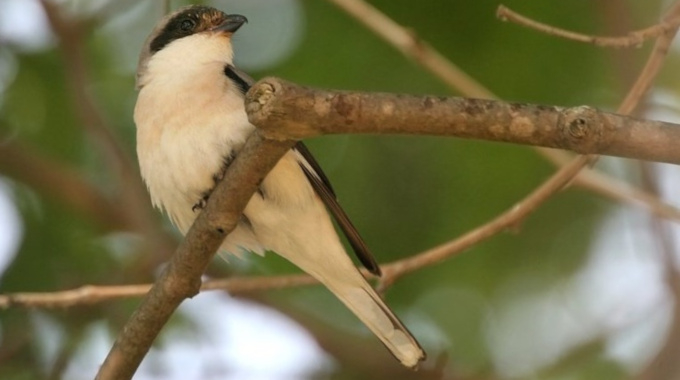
top-left (246, 78), bottom-right (680, 165)
top-left (94, 133), bottom-right (295, 380)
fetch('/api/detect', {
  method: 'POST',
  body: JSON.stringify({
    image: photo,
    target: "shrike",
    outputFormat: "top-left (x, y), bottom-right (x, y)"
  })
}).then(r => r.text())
top-left (134, 5), bottom-right (425, 368)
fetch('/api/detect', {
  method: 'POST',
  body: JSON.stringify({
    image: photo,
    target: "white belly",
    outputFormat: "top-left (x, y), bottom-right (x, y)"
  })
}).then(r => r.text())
top-left (134, 77), bottom-right (253, 234)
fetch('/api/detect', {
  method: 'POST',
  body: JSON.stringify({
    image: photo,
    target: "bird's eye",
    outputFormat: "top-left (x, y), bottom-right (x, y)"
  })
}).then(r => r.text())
top-left (180, 18), bottom-right (196, 32)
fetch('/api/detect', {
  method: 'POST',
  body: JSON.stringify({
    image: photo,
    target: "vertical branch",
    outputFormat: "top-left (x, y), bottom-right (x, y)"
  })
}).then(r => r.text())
top-left (632, 9), bottom-right (680, 376)
top-left (619, 2), bottom-right (680, 114)
top-left (637, 162), bottom-right (680, 380)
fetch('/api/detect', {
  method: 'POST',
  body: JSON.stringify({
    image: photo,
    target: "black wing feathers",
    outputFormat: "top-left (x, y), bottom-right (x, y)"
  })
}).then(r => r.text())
top-left (224, 65), bottom-right (381, 275)
top-left (224, 64), bottom-right (252, 95)
top-left (296, 144), bottom-right (381, 276)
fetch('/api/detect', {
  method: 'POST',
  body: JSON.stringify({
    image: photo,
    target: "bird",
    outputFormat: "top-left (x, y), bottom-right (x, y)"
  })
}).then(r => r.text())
top-left (134, 5), bottom-right (425, 368)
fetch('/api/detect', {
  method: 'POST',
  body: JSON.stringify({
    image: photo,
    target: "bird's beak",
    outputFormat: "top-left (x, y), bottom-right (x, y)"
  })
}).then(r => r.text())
top-left (212, 14), bottom-right (248, 34)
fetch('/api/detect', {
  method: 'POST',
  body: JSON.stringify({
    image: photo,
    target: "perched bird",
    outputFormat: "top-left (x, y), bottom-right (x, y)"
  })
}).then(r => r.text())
top-left (134, 5), bottom-right (425, 368)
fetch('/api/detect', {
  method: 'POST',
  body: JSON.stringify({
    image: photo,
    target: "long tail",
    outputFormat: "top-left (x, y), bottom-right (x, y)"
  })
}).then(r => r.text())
top-left (244, 151), bottom-right (425, 367)
top-left (322, 272), bottom-right (426, 368)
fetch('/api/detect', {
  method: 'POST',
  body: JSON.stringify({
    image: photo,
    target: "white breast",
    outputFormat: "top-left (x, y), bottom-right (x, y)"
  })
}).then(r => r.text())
top-left (134, 33), bottom-right (253, 233)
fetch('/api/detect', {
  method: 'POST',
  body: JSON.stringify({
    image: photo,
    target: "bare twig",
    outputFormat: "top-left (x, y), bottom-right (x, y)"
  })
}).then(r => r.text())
top-left (379, 156), bottom-right (592, 288)
top-left (0, 274), bottom-right (317, 309)
top-left (327, 0), bottom-right (680, 223)
top-left (637, 162), bottom-right (680, 380)
top-left (571, 168), bottom-right (680, 223)
top-left (497, 4), bottom-right (680, 48)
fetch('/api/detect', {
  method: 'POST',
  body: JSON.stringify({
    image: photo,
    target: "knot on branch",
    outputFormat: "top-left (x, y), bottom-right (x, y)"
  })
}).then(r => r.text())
top-left (557, 106), bottom-right (605, 154)
top-left (245, 77), bottom-right (320, 141)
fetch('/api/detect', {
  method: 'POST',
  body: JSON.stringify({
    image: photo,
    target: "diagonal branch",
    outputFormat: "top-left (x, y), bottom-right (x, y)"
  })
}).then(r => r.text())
top-left (37, 1), bottom-right (170, 255)
top-left (497, 4), bottom-right (680, 48)
top-left (0, 138), bottom-right (127, 230)
top-left (94, 132), bottom-right (295, 380)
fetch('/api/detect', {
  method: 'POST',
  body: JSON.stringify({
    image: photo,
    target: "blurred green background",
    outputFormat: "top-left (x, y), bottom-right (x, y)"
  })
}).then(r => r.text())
top-left (1, 0), bottom-right (679, 379)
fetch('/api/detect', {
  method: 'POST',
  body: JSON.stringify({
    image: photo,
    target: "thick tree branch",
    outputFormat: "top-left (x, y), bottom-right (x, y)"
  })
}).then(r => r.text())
top-left (95, 133), bottom-right (295, 380)
top-left (246, 78), bottom-right (680, 165)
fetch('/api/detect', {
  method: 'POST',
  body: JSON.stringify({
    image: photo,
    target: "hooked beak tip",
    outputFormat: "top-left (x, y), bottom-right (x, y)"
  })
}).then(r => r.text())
top-left (213, 14), bottom-right (248, 34)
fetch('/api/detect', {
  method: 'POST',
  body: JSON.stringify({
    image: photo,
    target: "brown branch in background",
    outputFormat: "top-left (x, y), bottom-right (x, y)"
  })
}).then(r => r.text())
top-left (572, 170), bottom-right (680, 222)
top-left (95, 133), bottom-right (295, 380)
top-left (637, 162), bottom-right (680, 380)
top-left (619, 3), bottom-right (680, 115)
top-left (38, 1), bottom-right (134, 186)
top-left (37, 0), bottom-right (173, 262)
top-left (7, 51), bottom-right (679, 310)
top-left (0, 139), bottom-right (128, 230)
top-left (247, 78), bottom-right (680, 164)
top-left (326, 0), bottom-right (493, 99)
top-left (0, 154), bottom-right (590, 309)
top-left (634, 8), bottom-right (680, 378)
top-left (0, 274), bottom-right (317, 309)
top-left (496, 5), bottom-right (680, 48)
top-left (379, 156), bottom-right (592, 288)
top-left (327, 0), bottom-right (680, 223)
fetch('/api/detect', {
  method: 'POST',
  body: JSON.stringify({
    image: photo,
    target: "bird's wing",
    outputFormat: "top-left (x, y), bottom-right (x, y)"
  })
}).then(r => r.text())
top-left (224, 64), bottom-right (381, 276)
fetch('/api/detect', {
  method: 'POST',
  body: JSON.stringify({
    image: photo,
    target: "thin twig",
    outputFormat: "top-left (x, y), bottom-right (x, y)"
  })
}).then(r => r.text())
top-left (619, 2), bottom-right (680, 115)
top-left (326, 0), bottom-right (680, 223)
top-left (0, 274), bottom-right (317, 309)
top-left (497, 4), bottom-right (680, 48)
top-left (637, 162), bottom-right (680, 380)
top-left (379, 156), bottom-right (592, 288)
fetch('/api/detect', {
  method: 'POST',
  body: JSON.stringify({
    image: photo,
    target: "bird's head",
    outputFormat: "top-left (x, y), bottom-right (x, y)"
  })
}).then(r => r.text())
top-left (136, 5), bottom-right (248, 89)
